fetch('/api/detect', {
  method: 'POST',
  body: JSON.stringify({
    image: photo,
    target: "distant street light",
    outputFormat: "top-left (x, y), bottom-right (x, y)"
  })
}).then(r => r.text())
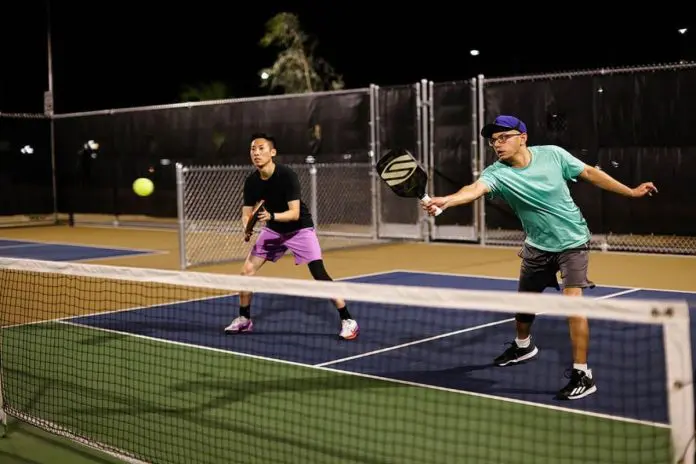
top-left (261, 71), bottom-right (270, 80)
top-left (678, 28), bottom-right (687, 34)
top-left (470, 49), bottom-right (480, 56)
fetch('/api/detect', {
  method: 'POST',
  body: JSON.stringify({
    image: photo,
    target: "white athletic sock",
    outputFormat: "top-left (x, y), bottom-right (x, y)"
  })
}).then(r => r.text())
top-left (574, 363), bottom-right (592, 378)
top-left (515, 336), bottom-right (530, 348)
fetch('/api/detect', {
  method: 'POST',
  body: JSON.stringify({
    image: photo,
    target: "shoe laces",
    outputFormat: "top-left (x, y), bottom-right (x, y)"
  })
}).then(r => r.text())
top-left (502, 340), bottom-right (521, 352)
top-left (563, 368), bottom-right (583, 381)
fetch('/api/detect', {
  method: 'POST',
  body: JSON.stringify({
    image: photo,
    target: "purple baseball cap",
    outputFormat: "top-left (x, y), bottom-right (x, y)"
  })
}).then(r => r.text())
top-left (480, 115), bottom-right (527, 138)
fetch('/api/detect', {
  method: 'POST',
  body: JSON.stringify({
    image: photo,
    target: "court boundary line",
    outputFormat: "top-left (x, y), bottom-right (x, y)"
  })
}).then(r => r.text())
top-left (391, 269), bottom-right (696, 296)
top-left (0, 245), bottom-right (166, 263)
top-left (51, 318), bottom-right (670, 430)
top-left (420, 239), bottom-right (696, 260)
top-left (314, 288), bottom-right (643, 367)
top-left (0, 243), bottom-right (47, 250)
top-left (1, 292), bottom-right (237, 331)
top-left (0, 269), bottom-right (395, 331)
top-left (0, 237), bottom-right (163, 254)
top-left (72, 250), bottom-right (169, 263)
top-left (77, 224), bottom-right (179, 233)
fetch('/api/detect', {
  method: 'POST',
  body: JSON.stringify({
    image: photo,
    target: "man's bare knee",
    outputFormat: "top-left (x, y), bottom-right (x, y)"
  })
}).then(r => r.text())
top-left (563, 287), bottom-right (583, 297)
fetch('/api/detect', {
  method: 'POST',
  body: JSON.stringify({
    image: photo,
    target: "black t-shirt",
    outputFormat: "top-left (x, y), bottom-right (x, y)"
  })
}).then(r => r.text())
top-left (243, 163), bottom-right (314, 234)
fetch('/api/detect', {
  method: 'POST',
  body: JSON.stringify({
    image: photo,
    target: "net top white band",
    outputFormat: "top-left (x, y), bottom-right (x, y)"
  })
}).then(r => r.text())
top-left (0, 257), bottom-right (688, 325)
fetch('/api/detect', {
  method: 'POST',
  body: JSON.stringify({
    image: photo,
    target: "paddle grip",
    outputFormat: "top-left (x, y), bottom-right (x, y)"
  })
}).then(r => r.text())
top-left (420, 194), bottom-right (443, 216)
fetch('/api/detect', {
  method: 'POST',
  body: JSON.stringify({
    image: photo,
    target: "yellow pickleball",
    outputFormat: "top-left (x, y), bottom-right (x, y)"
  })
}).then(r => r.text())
top-left (133, 178), bottom-right (154, 197)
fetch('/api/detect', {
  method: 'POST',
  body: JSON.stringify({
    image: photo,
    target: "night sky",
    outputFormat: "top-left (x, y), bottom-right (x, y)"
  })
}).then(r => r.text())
top-left (1, 1), bottom-right (693, 114)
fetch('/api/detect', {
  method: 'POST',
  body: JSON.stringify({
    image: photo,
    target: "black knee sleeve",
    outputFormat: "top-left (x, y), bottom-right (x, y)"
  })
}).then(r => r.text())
top-left (308, 259), bottom-right (332, 281)
top-left (515, 313), bottom-right (536, 324)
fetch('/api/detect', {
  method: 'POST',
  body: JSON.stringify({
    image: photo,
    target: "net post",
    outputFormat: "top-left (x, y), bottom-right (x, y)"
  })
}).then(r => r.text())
top-left (0, 270), bottom-right (5, 437)
top-left (0, 370), bottom-right (6, 438)
top-left (661, 301), bottom-right (695, 464)
top-left (175, 163), bottom-right (188, 270)
top-left (0, 309), bottom-right (5, 437)
top-left (0, 328), bottom-right (5, 437)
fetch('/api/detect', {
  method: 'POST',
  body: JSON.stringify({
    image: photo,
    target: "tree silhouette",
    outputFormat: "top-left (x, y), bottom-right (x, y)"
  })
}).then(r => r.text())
top-left (259, 13), bottom-right (344, 94)
top-left (179, 81), bottom-right (233, 102)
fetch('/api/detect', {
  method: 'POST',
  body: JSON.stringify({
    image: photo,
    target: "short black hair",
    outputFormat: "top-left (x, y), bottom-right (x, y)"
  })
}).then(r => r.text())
top-left (249, 132), bottom-right (276, 149)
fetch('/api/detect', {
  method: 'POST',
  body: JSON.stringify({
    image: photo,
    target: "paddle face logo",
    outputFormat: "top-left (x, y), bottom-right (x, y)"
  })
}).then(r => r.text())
top-left (380, 154), bottom-right (418, 186)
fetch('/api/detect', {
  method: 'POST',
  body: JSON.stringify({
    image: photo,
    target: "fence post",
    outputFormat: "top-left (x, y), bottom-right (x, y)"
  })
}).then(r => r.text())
top-left (306, 156), bottom-right (319, 228)
top-left (369, 84), bottom-right (379, 240)
top-left (476, 74), bottom-right (487, 246)
top-left (176, 163), bottom-right (187, 270)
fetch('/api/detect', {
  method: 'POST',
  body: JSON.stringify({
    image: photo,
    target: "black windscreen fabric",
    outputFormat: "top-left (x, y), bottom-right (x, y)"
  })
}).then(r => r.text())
top-left (53, 91), bottom-right (371, 219)
top-left (377, 84), bottom-right (420, 225)
top-left (482, 67), bottom-right (696, 238)
top-left (0, 116), bottom-right (54, 219)
top-left (431, 81), bottom-right (475, 228)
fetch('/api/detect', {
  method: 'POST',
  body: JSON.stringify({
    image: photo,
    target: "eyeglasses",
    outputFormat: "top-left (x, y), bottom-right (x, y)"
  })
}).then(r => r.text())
top-left (487, 133), bottom-right (522, 146)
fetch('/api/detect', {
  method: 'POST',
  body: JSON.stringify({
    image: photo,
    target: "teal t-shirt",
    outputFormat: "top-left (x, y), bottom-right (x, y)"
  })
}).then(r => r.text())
top-left (479, 145), bottom-right (591, 252)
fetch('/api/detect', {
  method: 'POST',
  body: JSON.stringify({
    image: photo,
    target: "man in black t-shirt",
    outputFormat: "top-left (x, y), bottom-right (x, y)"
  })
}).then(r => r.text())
top-left (224, 132), bottom-right (359, 340)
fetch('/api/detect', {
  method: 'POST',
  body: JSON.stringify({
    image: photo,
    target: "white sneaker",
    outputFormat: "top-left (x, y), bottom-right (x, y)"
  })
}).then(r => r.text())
top-left (339, 319), bottom-right (359, 340)
top-left (224, 316), bottom-right (253, 333)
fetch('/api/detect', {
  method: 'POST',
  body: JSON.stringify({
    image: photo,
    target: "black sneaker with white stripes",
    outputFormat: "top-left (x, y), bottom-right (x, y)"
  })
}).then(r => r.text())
top-left (557, 368), bottom-right (597, 400)
top-left (493, 339), bottom-right (539, 366)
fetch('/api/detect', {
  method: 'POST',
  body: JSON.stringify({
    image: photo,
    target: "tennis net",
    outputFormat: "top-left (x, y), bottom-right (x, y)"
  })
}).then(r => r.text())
top-left (0, 257), bottom-right (693, 464)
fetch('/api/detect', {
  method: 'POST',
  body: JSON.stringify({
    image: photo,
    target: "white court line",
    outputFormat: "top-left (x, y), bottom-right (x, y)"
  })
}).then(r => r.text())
top-left (392, 268), bottom-right (696, 296)
top-left (0, 243), bottom-right (47, 250)
top-left (420, 240), bottom-right (696, 260)
top-left (73, 250), bottom-right (169, 263)
top-left (315, 288), bottom-right (643, 367)
top-left (0, 269), bottom-right (394, 331)
top-left (1, 293), bottom-right (236, 330)
top-left (0, 239), bottom-right (167, 263)
top-left (54, 317), bottom-right (669, 430)
top-left (78, 224), bottom-right (178, 233)
top-left (0, 237), bottom-right (162, 254)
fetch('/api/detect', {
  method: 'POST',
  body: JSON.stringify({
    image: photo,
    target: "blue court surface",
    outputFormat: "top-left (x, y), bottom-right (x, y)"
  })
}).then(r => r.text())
top-left (0, 238), bottom-right (158, 261)
top-left (64, 268), bottom-right (696, 428)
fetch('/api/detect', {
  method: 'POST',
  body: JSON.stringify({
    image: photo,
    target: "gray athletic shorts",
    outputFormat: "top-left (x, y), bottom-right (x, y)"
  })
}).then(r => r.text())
top-left (517, 242), bottom-right (595, 293)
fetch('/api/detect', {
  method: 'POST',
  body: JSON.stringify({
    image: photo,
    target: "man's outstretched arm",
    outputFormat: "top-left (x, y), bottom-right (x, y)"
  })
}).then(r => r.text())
top-left (422, 180), bottom-right (490, 215)
top-left (443, 180), bottom-right (491, 208)
top-left (578, 165), bottom-right (657, 198)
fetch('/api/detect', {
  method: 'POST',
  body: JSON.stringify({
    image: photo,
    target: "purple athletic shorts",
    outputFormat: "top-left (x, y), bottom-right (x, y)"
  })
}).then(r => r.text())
top-left (251, 227), bottom-right (322, 264)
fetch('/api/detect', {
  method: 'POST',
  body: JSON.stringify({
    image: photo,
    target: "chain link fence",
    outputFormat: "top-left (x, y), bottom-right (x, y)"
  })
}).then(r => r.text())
top-left (176, 162), bottom-right (379, 269)
top-left (5, 65), bottom-right (694, 256)
top-left (481, 201), bottom-right (696, 255)
top-left (478, 64), bottom-right (696, 255)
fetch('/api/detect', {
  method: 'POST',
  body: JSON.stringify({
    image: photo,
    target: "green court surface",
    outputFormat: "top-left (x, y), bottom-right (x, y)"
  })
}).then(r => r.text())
top-left (0, 420), bottom-right (123, 464)
top-left (1, 322), bottom-right (672, 464)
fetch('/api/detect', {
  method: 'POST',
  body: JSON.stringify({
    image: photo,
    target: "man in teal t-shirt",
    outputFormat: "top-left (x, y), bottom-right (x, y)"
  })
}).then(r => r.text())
top-left (479, 143), bottom-right (591, 253)
top-left (423, 115), bottom-right (657, 400)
